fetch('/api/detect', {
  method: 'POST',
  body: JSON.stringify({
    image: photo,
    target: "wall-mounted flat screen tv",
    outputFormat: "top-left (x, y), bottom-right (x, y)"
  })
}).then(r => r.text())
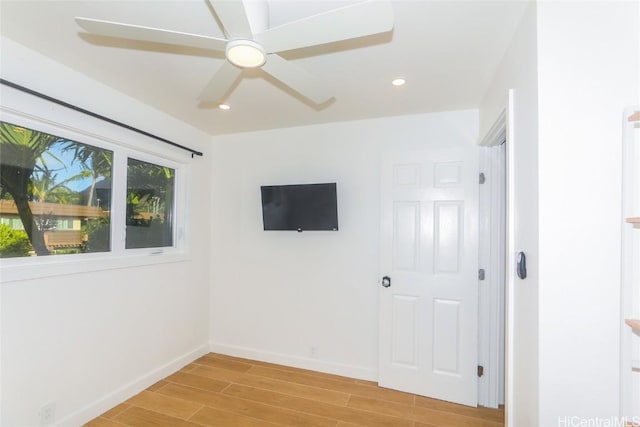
top-left (260, 183), bottom-right (338, 232)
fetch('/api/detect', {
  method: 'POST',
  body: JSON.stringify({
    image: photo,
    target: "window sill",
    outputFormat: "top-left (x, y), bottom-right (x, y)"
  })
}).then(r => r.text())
top-left (0, 251), bottom-right (190, 284)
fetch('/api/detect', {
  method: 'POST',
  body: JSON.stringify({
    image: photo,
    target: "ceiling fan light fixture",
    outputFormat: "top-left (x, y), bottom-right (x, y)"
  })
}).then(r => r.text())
top-left (226, 39), bottom-right (266, 68)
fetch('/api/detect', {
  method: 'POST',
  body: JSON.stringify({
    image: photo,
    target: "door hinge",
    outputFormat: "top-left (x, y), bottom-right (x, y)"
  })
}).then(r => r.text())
top-left (478, 269), bottom-right (485, 280)
top-left (477, 365), bottom-right (484, 377)
top-left (479, 172), bottom-right (486, 184)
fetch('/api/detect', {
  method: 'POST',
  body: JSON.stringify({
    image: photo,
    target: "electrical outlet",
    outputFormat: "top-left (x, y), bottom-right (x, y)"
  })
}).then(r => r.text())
top-left (39, 402), bottom-right (56, 426)
top-left (310, 346), bottom-right (317, 358)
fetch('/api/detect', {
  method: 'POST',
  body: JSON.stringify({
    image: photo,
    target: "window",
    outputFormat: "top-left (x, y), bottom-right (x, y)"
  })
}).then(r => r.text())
top-left (0, 119), bottom-right (183, 260)
top-left (126, 158), bottom-right (175, 249)
top-left (0, 121), bottom-right (113, 257)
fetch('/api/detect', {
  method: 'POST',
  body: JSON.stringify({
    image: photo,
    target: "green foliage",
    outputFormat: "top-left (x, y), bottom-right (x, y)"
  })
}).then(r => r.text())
top-left (126, 158), bottom-right (174, 220)
top-left (30, 166), bottom-right (84, 204)
top-left (0, 122), bottom-right (59, 167)
top-left (63, 142), bottom-right (112, 179)
top-left (83, 218), bottom-right (110, 253)
top-left (0, 122), bottom-right (61, 255)
top-left (0, 223), bottom-right (32, 257)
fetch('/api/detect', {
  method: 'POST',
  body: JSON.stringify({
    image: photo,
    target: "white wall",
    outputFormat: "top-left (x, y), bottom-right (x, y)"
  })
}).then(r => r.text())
top-left (0, 37), bottom-right (211, 426)
top-left (537, 2), bottom-right (639, 425)
top-left (479, 3), bottom-right (539, 425)
top-left (209, 110), bottom-right (478, 379)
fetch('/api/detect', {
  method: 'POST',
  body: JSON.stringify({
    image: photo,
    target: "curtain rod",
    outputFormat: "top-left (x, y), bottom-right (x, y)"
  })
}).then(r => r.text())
top-left (0, 78), bottom-right (203, 158)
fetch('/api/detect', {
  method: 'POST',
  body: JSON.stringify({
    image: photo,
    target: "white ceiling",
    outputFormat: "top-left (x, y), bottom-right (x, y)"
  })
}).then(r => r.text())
top-left (0, 0), bottom-right (529, 136)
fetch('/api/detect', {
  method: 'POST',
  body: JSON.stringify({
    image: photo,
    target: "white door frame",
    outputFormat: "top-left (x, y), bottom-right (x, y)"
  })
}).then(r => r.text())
top-left (505, 90), bottom-right (516, 427)
top-left (478, 120), bottom-right (506, 409)
top-left (477, 90), bottom-right (515, 419)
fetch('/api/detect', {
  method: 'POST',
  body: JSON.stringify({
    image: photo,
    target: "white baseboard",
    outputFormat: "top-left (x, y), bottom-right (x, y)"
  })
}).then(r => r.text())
top-left (57, 344), bottom-right (209, 427)
top-left (209, 341), bottom-right (377, 382)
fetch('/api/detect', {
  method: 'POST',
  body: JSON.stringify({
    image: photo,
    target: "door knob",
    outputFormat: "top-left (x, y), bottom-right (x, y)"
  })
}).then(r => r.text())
top-left (382, 276), bottom-right (391, 288)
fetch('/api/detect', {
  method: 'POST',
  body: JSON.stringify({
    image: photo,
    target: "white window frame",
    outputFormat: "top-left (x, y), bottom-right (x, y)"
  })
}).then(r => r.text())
top-left (120, 150), bottom-right (185, 255)
top-left (0, 106), bottom-right (191, 283)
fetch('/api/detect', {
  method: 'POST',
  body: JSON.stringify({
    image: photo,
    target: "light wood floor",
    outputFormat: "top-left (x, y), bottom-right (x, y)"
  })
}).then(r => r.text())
top-left (86, 353), bottom-right (504, 427)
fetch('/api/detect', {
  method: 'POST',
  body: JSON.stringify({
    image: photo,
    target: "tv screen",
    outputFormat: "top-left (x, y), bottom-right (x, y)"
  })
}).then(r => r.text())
top-left (261, 183), bottom-right (338, 231)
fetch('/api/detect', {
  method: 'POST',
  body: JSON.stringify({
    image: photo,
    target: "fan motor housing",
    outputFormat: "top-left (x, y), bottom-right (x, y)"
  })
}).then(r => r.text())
top-left (225, 39), bottom-right (266, 68)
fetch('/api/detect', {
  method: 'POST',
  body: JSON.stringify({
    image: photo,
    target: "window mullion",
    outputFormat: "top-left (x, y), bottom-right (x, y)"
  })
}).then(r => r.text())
top-left (109, 149), bottom-right (128, 254)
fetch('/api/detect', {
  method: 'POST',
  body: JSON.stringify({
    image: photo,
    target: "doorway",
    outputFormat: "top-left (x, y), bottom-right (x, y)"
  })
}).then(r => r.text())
top-left (478, 110), bottom-right (507, 408)
top-left (376, 108), bottom-right (510, 411)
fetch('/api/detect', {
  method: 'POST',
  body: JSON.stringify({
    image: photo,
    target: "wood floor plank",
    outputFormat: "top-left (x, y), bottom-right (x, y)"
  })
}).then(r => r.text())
top-left (158, 383), bottom-right (337, 427)
top-left (113, 406), bottom-right (203, 427)
top-left (414, 396), bottom-right (505, 423)
top-left (156, 382), bottom-right (249, 409)
top-left (165, 371), bottom-right (230, 393)
top-left (100, 403), bottom-right (131, 420)
top-left (353, 379), bottom-right (378, 387)
top-left (222, 384), bottom-right (412, 427)
top-left (247, 365), bottom-right (414, 405)
top-left (414, 422), bottom-right (441, 427)
top-left (146, 380), bottom-right (169, 392)
top-left (193, 355), bottom-right (253, 373)
top-left (84, 417), bottom-right (126, 427)
top-left (125, 390), bottom-right (203, 419)
top-left (211, 353), bottom-right (357, 384)
top-left (189, 406), bottom-right (281, 427)
top-left (188, 364), bottom-right (246, 383)
top-left (347, 395), bottom-right (414, 420)
top-left (238, 373), bottom-right (351, 406)
top-left (413, 405), bottom-right (504, 427)
top-left (181, 364), bottom-right (197, 373)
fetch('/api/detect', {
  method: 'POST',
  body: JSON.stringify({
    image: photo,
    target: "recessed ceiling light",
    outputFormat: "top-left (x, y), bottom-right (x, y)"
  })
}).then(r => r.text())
top-left (218, 104), bottom-right (231, 110)
top-left (392, 78), bottom-right (406, 86)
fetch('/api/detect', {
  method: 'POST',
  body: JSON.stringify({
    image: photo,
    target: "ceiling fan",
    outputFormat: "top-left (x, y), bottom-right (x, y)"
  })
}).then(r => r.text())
top-left (75, 0), bottom-right (394, 105)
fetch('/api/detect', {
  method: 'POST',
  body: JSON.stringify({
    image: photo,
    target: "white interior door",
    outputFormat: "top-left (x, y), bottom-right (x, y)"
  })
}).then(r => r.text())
top-left (378, 146), bottom-right (479, 407)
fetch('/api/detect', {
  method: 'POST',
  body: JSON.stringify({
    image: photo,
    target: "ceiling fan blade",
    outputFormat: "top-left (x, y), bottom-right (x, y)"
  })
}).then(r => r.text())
top-left (255, 0), bottom-right (393, 53)
top-left (207, 0), bottom-right (253, 38)
top-left (75, 17), bottom-right (228, 51)
top-left (261, 54), bottom-right (332, 104)
top-left (199, 61), bottom-right (243, 103)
